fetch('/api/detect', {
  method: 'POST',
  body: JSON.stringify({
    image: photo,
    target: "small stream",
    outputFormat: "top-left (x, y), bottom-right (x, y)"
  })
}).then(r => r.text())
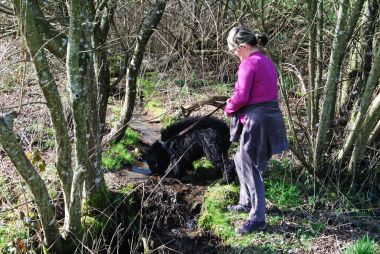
top-left (105, 111), bottom-right (224, 253)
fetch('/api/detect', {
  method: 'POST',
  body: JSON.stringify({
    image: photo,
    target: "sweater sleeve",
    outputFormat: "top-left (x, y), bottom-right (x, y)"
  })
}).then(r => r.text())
top-left (224, 61), bottom-right (255, 115)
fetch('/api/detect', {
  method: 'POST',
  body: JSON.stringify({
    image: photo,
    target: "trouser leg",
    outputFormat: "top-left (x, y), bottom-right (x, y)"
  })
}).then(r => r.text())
top-left (234, 150), bottom-right (251, 207)
top-left (246, 160), bottom-right (268, 222)
top-left (237, 142), bottom-right (268, 222)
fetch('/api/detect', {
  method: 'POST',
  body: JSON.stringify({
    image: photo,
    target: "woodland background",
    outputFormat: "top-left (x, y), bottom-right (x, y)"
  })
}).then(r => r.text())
top-left (0, 0), bottom-right (379, 253)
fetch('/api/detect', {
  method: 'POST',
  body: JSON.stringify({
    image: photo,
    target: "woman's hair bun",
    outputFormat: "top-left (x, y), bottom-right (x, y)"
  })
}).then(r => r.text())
top-left (256, 33), bottom-right (268, 47)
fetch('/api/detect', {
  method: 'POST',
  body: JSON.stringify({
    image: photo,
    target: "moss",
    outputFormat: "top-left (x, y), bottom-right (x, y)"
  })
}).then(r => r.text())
top-left (102, 128), bottom-right (141, 171)
top-left (193, 158), bottom-right (213, 171)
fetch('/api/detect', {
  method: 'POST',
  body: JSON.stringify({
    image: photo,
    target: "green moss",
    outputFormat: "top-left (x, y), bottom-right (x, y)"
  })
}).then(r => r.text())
top-left (193, 158), bottom-right (213, 171)
top-left (124, 128), bottom-right (140, 146)
top-left (145, 99), bottom-right (165, 118)
top-left (102, 144), bottom-right (134, 170)
top-left (102, 128), bottom-right (141, 171)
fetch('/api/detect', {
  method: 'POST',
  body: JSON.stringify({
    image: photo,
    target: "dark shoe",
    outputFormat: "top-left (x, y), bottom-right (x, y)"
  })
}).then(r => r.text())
top-left (235, 220), bottom-right (267, 235)
top-left (227, 204), bottom-right (251, 212)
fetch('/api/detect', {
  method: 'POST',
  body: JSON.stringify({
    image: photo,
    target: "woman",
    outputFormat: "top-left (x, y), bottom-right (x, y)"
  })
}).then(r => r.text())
top-left (224, 26), bottom-right (288, 235)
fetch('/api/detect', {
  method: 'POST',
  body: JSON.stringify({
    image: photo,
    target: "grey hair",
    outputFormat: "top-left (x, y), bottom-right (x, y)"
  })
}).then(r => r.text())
top-left (227, 26), bottom-right (268, 51)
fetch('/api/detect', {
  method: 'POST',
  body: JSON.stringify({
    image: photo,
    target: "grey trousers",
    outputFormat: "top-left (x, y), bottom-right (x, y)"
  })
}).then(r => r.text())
top-left (235, 143), bottom-right (269, 222)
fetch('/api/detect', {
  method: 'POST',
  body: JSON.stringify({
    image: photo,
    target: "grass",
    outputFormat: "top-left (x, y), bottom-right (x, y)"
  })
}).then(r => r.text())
top-left (197, 182), bottom-right (312, 253)
top-left (265, 180), bottom-right (302, 209)
top-left (197, 159), bottom-right (320, 252)
top-left (102, 128), bottom-right (140, 171)
top-left (193, 158), bottom-right (213, 171)
top-left (343, 234), bottom-right (380, 254)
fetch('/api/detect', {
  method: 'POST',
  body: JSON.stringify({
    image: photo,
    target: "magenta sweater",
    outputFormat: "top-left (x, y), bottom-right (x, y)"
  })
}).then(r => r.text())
top-left (224, 51), bottom-right (278, 116)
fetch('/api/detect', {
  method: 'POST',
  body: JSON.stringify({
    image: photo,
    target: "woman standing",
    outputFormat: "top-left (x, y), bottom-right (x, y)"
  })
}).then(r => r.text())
top-left (224, 26), bottom-right (288, 235)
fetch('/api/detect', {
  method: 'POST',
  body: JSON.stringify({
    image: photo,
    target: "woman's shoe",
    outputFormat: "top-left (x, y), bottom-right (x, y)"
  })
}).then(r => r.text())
top-left (235, 220), bottom-right (267, 235)
top-left (227, 204), bottom-right (250, 212)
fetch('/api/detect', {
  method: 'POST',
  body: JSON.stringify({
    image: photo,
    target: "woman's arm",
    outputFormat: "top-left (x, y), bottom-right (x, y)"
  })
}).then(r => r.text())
top-left (224, 61), bottom-right (255, 116)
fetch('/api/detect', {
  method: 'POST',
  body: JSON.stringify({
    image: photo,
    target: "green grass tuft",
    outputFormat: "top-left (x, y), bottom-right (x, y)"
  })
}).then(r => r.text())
top-left (343, 234), bottom-right (380, 254)
top-left (265, 179), bottom-right (302, 209)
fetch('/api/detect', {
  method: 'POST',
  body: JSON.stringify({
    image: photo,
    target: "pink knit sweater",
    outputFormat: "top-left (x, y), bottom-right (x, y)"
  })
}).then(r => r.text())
top-left (224, 51), bottom-right (278, 117)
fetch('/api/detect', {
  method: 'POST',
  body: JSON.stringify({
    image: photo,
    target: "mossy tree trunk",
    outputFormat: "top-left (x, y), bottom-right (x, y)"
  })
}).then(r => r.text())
top-left (13, 0), bottom-right (73, 244)
top-left (0, 112), bottom-right (63, 251)
top-left (109, 0), bottom-right (166, 143)
top-left (313, 0), bottom-right (365, 175)
top-left (5, 0), bottom-right (111, 251)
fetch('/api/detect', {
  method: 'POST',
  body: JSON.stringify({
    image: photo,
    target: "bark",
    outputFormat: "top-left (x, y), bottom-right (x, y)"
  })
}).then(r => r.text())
top-left (109, 0), bottom-right (166, 143)
top-left (85, 0), bottom-right (108, 200)
top-left (338, 42), bottom-right (380, 169)
top-left (65, 0), bottom-right (91, 237)
top-left (367, 119), bottom-right (380, 146)
top-left (13, 0), bottom-right (73, 231)
top-left (349, 92), bottom-right (380, 171)
top-left (338, 0), bottom-right (379, 122)
top-left (0, 112), bottom-right (62, 250)
top-left (313, 0), bottom-right (365, 173)
top-left (93, 0), bottom-right (116, 134)
top-left (314, 0), bottom-right (323, 125)
top-left (307, 0), bottom-right (318, 132)
top-left (22, 0), bottom-right (68, 59)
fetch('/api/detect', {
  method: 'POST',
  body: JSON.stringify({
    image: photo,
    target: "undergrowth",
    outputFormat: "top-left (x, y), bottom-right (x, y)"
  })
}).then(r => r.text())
top-left (198, 156), bottom-right (380, 252)
top-left (343, 234), bottom-right (380, 254)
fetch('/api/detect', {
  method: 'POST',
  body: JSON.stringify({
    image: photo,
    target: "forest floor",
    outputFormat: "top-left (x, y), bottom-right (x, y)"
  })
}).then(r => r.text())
top-left (0, 80), bottom-right (379, 253)
top-left (103, 104), bottom-right (380, 254)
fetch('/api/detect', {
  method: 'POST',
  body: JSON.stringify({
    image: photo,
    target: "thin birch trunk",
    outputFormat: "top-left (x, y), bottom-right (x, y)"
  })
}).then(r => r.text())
top-left (13, 0), bottom-right (73, 231)
top-left (65, 0), bottom-right (91, 237)
top-left (337, 41), bottom-right (380, 168)
top-left (308, 0), bottom-right (318, 133)
top-left (367, 119), bottom-right (380, 147)
top-left (0, 112), bottom-right (62, 250)
top-left (314, 0), bottom-right (323, 125)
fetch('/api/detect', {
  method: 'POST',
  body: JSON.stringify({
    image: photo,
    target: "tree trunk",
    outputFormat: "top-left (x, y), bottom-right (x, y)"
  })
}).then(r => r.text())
top-left (349, 92), bottom-right (380, 171)
top-left (0, 112), bottom-right (62, 250)
top-left (307, 0), bottom-right (318, 134)
top-left (314, 0), bottom-right (323, 125)
top-left (338, 0), bottom-right (378, 123)
top-left (313, 0), bottom-right (364, 173)
top-left (337, 40), bottom-right (380, 169)
top-left (13, 0), bottom-right (73, 231)
top-left (65, 0), bottom-right (93, 237)
top-left (24, 0), bottom-right (68, 59)
top-left (109, 0), bottom-right (166, 143)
